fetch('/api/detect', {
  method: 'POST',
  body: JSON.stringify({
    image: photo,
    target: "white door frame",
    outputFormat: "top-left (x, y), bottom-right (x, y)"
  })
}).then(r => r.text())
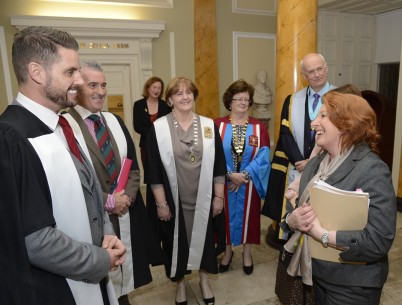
top-left (392, 38), bottom-right (402, 193)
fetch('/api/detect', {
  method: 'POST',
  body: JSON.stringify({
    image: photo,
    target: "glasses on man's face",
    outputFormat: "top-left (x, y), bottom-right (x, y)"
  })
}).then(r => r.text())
top-left (232, 98), bottom-right (250, 103)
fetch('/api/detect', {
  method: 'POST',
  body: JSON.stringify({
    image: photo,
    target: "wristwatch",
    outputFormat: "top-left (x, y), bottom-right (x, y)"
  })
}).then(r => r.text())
top-left (321, 229), bottom-right (329, 248)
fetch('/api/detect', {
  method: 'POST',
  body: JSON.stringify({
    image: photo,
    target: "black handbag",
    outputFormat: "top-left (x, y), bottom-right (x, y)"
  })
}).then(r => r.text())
top-left (275, 247), bottom-right (316, 305)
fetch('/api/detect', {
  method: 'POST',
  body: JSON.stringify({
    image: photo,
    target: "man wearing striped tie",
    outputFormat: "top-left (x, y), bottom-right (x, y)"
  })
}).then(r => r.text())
top-left (64, 61), bottom-right (160, 305)
top-left (262, 53), bottom-right (337, 246)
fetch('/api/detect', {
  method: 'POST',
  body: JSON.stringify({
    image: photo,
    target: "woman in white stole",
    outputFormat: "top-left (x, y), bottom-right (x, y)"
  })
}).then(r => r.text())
top-left (145, 77), bottom-right (227, 305)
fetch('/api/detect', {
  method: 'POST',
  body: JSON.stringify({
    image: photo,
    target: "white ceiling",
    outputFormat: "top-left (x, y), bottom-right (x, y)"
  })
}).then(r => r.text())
top-left (318, 0), bottom-right (402, 15)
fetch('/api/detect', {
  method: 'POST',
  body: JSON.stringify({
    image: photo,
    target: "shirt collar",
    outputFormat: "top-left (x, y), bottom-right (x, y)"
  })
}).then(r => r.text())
top-left (16, 92), bottom-right (60, 131)
top-left (74, 104), bottom-right (101, 120)
top-left (308, 82), bottom-right (330, 98)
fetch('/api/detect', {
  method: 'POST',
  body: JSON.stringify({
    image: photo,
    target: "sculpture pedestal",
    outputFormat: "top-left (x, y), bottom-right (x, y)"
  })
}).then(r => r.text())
top-left (253, 109), bottom-right (271, 129)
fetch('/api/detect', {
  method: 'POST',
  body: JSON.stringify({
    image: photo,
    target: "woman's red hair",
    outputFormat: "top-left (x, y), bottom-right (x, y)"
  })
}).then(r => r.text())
top-left (322, 92), bottom-right (380, 154)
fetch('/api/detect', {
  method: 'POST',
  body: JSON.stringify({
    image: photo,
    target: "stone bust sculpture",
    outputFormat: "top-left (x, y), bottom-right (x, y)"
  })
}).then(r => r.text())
top-left (254, 70), bottom-right (272, 106)
top-left (253, 70), bottom-right (272, 120)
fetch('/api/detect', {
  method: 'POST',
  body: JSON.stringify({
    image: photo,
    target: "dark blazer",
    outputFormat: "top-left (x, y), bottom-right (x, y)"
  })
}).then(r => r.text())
top-left (68, 107), bottom-right (139, 201)
top-left (67, 107), bottom-right (162, 288)
top-left (133, 98), bottom-right (171, 148)
top-left (300, 144), bottom-right (396, 288)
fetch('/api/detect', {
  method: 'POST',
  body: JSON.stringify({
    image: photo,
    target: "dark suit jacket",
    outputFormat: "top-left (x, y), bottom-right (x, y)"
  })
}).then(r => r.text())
top-left (133, 98), bottom-right (171, 148)
top-left (67, 107), bottom-right (162, 288)
top-left (68, 107), bottom-right (139, 202)
top-left (300, 144), bottom-right (396, 288)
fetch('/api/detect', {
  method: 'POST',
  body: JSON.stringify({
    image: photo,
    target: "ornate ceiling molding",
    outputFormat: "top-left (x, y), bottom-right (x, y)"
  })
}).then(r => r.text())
top-left (10, 15), bottom-right (165, 39)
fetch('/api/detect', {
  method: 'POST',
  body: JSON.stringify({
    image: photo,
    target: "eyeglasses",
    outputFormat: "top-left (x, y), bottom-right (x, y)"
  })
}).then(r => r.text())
top-left (232, 98), bottom-right (250, 103)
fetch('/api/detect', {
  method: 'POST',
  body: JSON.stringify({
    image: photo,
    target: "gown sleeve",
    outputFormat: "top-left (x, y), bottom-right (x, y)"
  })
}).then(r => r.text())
top-left (244, 121), bottom-right (271, 199)
top-left (0, 123), bottom-right (74, 305)
top-left (280, 95), bottom-right (304, 164)
top-left (213, 124), bottom-right (227, 179)
top-left (144, 125), bottom-right (165, 185)
top-left (0, 123), bottom-right (55, 236)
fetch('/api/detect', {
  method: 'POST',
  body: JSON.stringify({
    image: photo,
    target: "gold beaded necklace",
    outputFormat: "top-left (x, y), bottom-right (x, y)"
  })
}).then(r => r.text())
top-left (229, 115), bottom-right (248, 163)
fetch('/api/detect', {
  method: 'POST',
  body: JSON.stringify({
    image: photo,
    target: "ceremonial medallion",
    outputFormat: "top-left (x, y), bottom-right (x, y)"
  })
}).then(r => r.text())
top-left (190, 153), bottom-right (196, 164)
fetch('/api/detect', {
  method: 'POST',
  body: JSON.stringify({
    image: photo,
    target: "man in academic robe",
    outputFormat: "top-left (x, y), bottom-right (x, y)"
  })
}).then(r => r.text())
top-left (262, 53), bottom-right (336, 243)
top-left (0, 26), bottom-right (125, 305)
top-left (64, 61), bottom-right (161, 305)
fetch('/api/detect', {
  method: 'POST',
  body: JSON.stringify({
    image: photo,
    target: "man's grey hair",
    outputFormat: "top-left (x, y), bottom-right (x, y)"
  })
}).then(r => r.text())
top-left (300, 53), bottom-right (327, 71)
top-left (81, 61), bottom-right (103, 72)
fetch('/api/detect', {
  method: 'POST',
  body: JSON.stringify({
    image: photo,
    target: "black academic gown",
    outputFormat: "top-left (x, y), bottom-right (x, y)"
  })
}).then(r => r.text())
top-left (144, 123), bottom-right (226, 282)
top-left (261, 93), bottom-right (314, 221)
top-left (0, 105), bottom-right (76, 305)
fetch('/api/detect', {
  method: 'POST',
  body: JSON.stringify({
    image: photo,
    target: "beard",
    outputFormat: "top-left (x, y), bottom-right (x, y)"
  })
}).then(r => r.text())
top-left (45, 76), bottom-right (77, 110)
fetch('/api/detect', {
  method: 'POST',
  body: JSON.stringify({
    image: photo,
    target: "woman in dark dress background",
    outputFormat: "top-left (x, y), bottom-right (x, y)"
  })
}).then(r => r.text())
top-left (133, 76), bottom-right (172, 208)
top-left (133, 76), bottom-right (171, 166)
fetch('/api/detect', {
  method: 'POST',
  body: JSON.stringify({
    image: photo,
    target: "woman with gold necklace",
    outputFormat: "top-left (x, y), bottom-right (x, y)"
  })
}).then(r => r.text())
top-left (215, 80), bottom-right (271, 275)
top-left (145, 77), bottom-right (226, 305)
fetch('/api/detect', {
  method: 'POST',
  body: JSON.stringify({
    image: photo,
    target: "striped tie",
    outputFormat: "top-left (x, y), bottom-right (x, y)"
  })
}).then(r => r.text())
top-left (312, 93), bottom-right (320, 112)
top-left (88, 114), bottom-right (118, 192)
top-left (311, 93), bottom-right (320, 140)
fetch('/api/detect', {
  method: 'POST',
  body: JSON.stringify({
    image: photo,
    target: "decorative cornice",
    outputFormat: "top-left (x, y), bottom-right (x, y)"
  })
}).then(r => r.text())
top-left (10, 15), bottom-right (165, 39)
top-left (44, 0), bottom-right (174, 8)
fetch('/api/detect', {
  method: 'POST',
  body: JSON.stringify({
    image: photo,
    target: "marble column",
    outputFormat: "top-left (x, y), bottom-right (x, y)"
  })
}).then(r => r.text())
top-left (274, 0), bottom-right (318, 140)
top-left (194, 0), bottom-right (219, 119)
top-left (267, 0), bottom-right (318, 249)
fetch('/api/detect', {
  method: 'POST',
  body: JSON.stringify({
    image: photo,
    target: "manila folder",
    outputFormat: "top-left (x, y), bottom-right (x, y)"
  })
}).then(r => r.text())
top-left (308, 185), bottom-right (368, 263)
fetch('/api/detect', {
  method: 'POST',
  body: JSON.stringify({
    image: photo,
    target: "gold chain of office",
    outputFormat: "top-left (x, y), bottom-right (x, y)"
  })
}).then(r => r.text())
top-left (173, 114), bottom-right (198, 164)
top-left (229, 115), bottom-right (248, 161)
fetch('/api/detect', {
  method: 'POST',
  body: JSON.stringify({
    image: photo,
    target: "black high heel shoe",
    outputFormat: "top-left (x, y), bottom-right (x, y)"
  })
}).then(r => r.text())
top-left (242, 252), bottom-right (254, 275)
top-left (218, 250), bottom-right (234, 273)
top-left (199, 282), bottom-right (215, 305)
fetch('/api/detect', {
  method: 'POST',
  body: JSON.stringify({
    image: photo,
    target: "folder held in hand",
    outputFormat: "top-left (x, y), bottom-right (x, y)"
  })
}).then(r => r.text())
top-left (308, 180), bottom-right (369, 263)
top-left (114, 157), bottom-right (132, 194)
